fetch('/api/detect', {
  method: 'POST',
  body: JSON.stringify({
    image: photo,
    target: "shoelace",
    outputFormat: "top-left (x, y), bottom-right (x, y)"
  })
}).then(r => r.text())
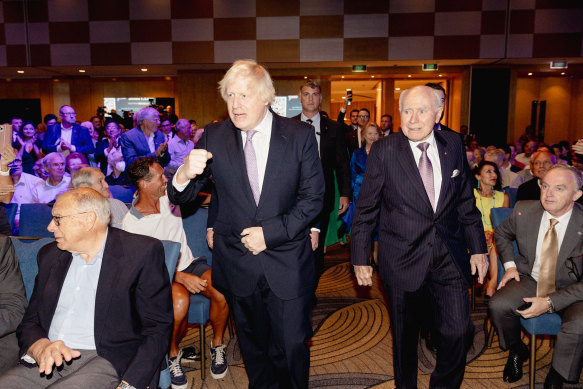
top-left (214, 346), bottom-right (225, 364)
top-left (169, 357), bottom-right (183, 376)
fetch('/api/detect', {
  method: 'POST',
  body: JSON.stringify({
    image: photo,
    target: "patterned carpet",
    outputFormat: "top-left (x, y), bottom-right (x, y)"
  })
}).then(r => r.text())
top-left (179, 244), bottom-right (583, 389)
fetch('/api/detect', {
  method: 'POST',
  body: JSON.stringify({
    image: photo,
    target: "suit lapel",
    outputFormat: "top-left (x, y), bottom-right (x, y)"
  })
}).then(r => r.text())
top-left (45, 249), bottom-right (73, 316)
top-left (396, 133), bottom-right (432, 210)
top-left (318, 118), bottom-right (326, 160)
top-left (258, 115), bottom-right (287, 210)
top-left (526, 205), bottom-right (545, 268)
top-left (557, 205), bottom-right (583, 268)
top-left (434, 131), bottom-right (451, 215)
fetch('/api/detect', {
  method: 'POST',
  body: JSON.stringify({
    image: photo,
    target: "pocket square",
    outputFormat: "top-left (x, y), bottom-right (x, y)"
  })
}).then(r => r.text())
top-left (451, 169), bottom-right (460, 178)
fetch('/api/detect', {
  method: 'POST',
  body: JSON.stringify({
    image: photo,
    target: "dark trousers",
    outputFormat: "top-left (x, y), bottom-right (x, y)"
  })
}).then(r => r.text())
top-left (313, 213), bottom-right (330, 293)
top-left (489, 276), bottom-right (583, 382)
top-left (383, 238), bottom-right (474, 389)
top-left (227, 275), bottom-right (312, 389)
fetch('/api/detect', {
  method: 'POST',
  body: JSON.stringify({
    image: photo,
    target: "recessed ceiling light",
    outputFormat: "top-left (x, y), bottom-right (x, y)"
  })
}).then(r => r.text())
top-left (342, 96), bottom-right (346, 99)
top-left (304, 76), bottom-right (307, 79)
top-left (341, 76), bottom-right (345, 79)
top-left (17, 70), bottom-right (24, 74)
top-left (408, 75), bottom-right (412, 78)
top-left (395, 88), bottom-right (401, 91)
top-left (438, 74), bottom-right (442, 77)
top-left (561, 72), bottom-right (565, 75)
top-left (78, 69), bottom-right (86, 73)
top-left (141, 68), bottom-right (148, 72)
top-left (528, 72), bottom-right (533, 76)
top-left (371, 75), bottom-right (375, 78)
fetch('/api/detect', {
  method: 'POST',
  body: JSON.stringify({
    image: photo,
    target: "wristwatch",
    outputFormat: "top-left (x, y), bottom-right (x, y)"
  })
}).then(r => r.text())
top-left (546, 297), bottom-right (555, 314)
top-left (118, 380), bottom-right (136, 389)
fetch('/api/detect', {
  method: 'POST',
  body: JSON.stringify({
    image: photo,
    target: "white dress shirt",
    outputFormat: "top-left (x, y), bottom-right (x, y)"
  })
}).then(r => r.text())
top-left (57, 126), bottom-right (76, 153)
top-left (32, 176), bottom-right (71, 204)
top-left (504, 208), bottom-right (573, 281)
top-left (408, 131), bottom-right (442, 212)
top-left (239, 110), bottom-right (273, 194)
top-left (301, 112), bottom-right (320, 155)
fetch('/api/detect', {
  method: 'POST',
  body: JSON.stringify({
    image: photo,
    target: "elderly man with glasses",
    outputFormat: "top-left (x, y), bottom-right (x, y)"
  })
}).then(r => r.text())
top-left (42, 105), bottom-right (95, 159)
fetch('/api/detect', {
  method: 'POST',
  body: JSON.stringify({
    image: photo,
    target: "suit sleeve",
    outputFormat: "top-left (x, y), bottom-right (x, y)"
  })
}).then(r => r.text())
top-left (122, 240), bottom-right (173, 388)
top-left (41, 128), bottom-right (58, 154)
top-left (261, 129), bottom-right (325, 248)
top-left (334, 121), bottom-right (352, 199)
top-left (494, 206), bottom-right (520, 266)
top-left (350, 141), bottom-right (384, 266)
top-left (74, 127), bottom-right (96, 155)
top-left (0, 237), bottom-right (27, 338)
top-left (119, 132), bottom-right (157, 167)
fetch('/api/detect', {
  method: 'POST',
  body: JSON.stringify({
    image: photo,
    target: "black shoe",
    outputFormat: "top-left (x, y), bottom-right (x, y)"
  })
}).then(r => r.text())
top-left (503, 343), bottom-right (529, 383)
top-left (544, 367), bottom-right (565, 389)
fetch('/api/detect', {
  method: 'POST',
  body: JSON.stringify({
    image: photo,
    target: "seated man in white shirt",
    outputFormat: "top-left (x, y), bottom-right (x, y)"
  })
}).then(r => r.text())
top-left (166, 119), bottom-right (194, 178)
top-left (122, 157), bottom-right (229, 387)
top-left (31, 152), bottom-right (70, 203)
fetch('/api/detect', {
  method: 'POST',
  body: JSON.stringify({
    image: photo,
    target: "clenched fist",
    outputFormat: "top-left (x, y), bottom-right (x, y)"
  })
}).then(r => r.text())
top-left (176, 149), bottom-right (213, 185)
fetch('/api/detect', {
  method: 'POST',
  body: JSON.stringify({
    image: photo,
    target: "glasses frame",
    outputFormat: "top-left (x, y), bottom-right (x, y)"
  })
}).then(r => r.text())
top-left (52, 211), bottom-right (89, 226)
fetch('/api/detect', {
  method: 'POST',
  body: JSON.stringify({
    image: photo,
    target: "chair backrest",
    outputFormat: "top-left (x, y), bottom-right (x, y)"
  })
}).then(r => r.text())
top-left (11, 237), bottom-right (55, 300)
top-left (181, 206), bottom-right (212, 265)
top-left (503, 187), bottom-right (518, 208)
top-left (108, 186), bottom-right (136, 203)
top-left (4, 203), bottom-right (18, 234)
top-left (19, 204), bottom-right (54, 238)
top-left (491, 207), bottom-right (519, 283)
top-left (161, 240), bottom-right (180, 282)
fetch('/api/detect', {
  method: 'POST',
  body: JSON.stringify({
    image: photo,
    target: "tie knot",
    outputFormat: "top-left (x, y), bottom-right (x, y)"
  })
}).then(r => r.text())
top-left (549, 218), bottom-right (558, 228)
top-left (417, 142), bottom-right (430, 152)
top-left (306, 119), bottom-right (313, 124)
top-left (246, 130), bottom-right (257, 141)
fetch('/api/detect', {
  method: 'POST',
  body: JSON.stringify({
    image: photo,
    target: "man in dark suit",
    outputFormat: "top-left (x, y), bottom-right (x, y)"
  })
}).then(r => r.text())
top-left (0, 236), bottom-right (27, 374)
top-left (491, 165), bottom-right (583, 388)
top-left (167, 60), bottom-right (324, 389)
top-left (42, 105), bottom-right (95, 158)
top-left (516, 150), bottom-right (556, 201)
top-left (293, 80), bottom-right (351, 295)
top-left (351, 85), bottom-right (488, 389)
top-left (0, 188), bottom-right (173, 389)
top-left (426, 83), bottom-right (456, 133)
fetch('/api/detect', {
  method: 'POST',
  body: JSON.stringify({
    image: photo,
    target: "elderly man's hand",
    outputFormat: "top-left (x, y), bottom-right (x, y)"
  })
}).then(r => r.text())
top-left (516, 297), bottom-right (548, 318)
top-left (176, 149), bottom-right (213, 185)
top-left (353, 265), bottom-right (373, 286)
top-left (0, 144), bottom-right (16, 171)
top-left (241, 227), bottom-right (267, 255)
top-left (470, 253), bottom-right (489, 284)
top-left (497, 267), bottom-right (520, 289)
top-left (28, 338), bottom-right (81, 375)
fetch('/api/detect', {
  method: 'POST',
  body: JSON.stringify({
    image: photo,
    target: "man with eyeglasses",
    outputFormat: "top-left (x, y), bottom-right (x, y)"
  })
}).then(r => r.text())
top-left (517, 151), bottom-right (557, 202)
top-left (0, 188), bottom-right (173, 389)
top-left (42, 105), bottom-right (95, 159)
top-left (491, 164), bottom-right (583, 388)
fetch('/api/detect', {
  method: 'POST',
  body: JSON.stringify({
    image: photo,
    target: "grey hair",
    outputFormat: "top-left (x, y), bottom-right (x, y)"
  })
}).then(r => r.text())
top-left (399, 85), bottom-right (443, 112)
top-left (134, 107), bottom-right (159, 128)
top-left (546, 163), bottom-right (583, 192)
top-left (42, 152), bottom-right (64, 169)
top-left (218, 59), bottom-right (275, 105)
top-left (59, 188), bottom-right (110, 226)
top-left (71, 167), bottom-right (102, 189)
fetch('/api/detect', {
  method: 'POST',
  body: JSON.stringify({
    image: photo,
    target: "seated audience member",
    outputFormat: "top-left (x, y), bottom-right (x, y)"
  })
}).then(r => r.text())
top-left (65, 152), bottom-right (89, 175)
top-left (42, 105), bottom-right (95, 159)
top-left (119, 107), bottom-right (169, 168)
top-left (14, 121), bottom-right (42, 175)
top-left (0, 188), bottom-right (173, 389)
top-left (490, 164), bottom-right (583, 388)
top-left (105, 147), bottom-right (131, 186)
top-left (514, 140), bottom-right (537, 169)
top-left (516, 151), bottom-right (556, 202)
top-left (71, 167), bottom-right (128, 228)
top-left (96, 121), bottom-right (123, 174)
top-left (0, 145), bottom-right (17, 235)
top-left (472, 161), bottom-right (509, 297)
top-left (166, 119), bottom-right (194, 177)
top-left (31, 152), bottom-right (70, 203)
top-left (484, 148), bottom-right (518, 188)
top-left (160, 120), bottom-right (174, 142)
top-left (9, 159), bottom-right (43, 231)
top-left (0, 235), bottom-right (27, 374)
top-left (473, 146), bottom-right (486, 165)
top-left (122, 158), bottom-right (229, 386)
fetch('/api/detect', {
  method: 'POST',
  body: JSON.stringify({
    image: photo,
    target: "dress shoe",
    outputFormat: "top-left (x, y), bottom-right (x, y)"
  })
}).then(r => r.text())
top-left (503, 343), bottom-right (529, 383)
top-left (544, 367), bottom-right (565, 389)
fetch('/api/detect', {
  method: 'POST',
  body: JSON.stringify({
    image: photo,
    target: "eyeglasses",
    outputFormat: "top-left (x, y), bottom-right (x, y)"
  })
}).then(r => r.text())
top-left (52, 212), bottom-right (89, 226)
top-left (358, 115), bottom-right (369, 119)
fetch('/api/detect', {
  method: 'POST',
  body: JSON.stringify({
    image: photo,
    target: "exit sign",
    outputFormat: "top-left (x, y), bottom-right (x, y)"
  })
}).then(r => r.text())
top-left (550, 61), bottom-right (568, 69)
top-left (422, 63), bottom-right (438, 71)
top-left (352, 65), bottom-right (367, 72)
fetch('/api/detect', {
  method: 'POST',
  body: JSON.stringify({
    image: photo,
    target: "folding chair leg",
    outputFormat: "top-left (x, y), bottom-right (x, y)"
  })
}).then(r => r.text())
top-left (529, 333), bottom-right (536, 389)
top-left (487, 319), bottom-right (495, 347)
top-left (200, 325), bottom-right (206, 380)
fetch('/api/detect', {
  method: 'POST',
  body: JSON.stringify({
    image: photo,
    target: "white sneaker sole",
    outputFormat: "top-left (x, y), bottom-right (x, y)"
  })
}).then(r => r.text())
top-left (171, 382), bottom-right (188, 389)
top-left (210, 366), bottom-right (228, 379)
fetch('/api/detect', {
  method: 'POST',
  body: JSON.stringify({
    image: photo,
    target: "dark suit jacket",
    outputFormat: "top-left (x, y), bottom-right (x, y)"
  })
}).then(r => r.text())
top-left (0, 236), bottom-right (27, 374)
top-left (516, 177), bottom-right (541, 202)
top-left (17, 228), bottom-right (173, 389)
top-left (495, 201), bottom-right (583, 311)
top-left (292, 114), bottom-right (351, 214)
top-left (119, 128), bottom-right (170, 167)
top-left (42, 124), bottom-right (95, 156)
top-left (167, 112), bottom-right (324, 300)
top-left (351, 130), bottom-right (486, 290)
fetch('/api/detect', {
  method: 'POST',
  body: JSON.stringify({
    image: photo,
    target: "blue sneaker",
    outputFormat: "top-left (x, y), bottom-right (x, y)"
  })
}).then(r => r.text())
top-left (169, 349), bottom-right (188, 389)
top-left (210, 342), bottom-right (228, 379)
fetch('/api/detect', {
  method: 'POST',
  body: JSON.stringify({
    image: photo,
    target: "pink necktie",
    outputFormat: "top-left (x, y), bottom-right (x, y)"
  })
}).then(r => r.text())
top-left (417, 142), bottom-right (435, 210)
top-left (244, 130), bottom-right (260, 205)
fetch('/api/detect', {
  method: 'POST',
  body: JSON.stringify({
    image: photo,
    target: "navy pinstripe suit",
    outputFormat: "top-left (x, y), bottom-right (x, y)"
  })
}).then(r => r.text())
top-left (351, 130), bottom-right (486, 388)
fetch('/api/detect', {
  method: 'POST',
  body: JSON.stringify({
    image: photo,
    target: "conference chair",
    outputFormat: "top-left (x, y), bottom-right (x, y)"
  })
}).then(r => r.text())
top-left (108, 185), bottom-right (136, 203)
top-left (18, 204), bottom-right (53, 238)
top-left (490, 207), bottom-right (562, 389)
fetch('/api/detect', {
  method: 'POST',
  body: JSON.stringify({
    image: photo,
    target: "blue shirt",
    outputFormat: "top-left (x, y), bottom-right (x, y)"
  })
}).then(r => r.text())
top-left (48, 231), bottom-right (108, 349)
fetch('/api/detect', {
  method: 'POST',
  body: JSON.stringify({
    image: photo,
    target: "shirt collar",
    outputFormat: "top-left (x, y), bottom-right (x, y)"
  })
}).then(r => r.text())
top-left (72, 229), bottom-right (108, 266)
top-left (250, 109), bottom-right (272, 136)
top-left (543, 207), bottom-right (573, 227)
top-left (300, 112), bottom-right (320, 123)
top-left (408, 131), bottom-right (436, 149)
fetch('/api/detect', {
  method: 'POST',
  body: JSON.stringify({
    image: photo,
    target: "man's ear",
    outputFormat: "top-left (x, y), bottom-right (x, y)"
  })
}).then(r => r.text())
top-left (435, 107), bottom-right (444, 124)
top-left (573, 189), bottom-right (582, 202)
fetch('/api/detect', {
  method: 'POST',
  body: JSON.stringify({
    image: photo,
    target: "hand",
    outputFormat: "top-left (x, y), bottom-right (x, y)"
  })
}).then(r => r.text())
top-left (353, 265), bottom-right (373, 286)
top-left (241, 227), bottom-right (267, 255)
top-left (338, 196), bottom-right (349, 215)
top-left (27, 338), bottom-right (81, 375)
top-left (516, 297), bottom-right (548, 318)
top-left (60, 140), bottom-right (71, 151)
top-left (484, 231), bottom-right (494, 248)
top-left (155, 141), bottom-right (168, 157)
top-left (572, 139), bottom-right (583, 155)
top-left (498, 267), bottom-right (520, 289)
top-left (470, 253), bottom-right (489, 284)
top-left (176, 272), bottom-right (207, 294)
top-left (206, 229), bottom-right (214, 249)
top-left (310, 230), bottom-right (319, 251)
top-left (176, 149), bottom-right (213, 184)
top-left (0, 144), bottom-right (16, 170)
